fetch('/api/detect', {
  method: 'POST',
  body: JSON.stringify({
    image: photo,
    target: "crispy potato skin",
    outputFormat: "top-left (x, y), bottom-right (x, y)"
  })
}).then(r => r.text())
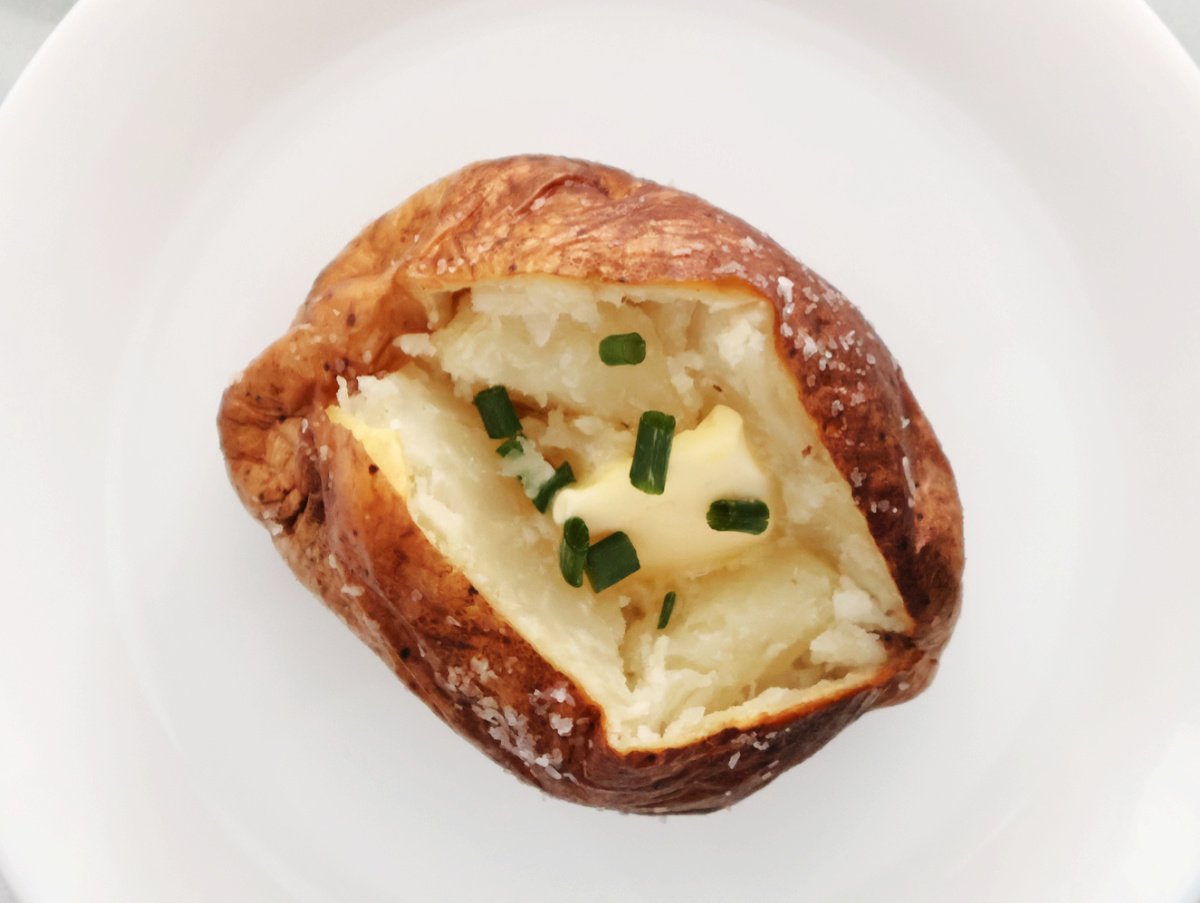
top-left (218, 155), bottom-right (964, 813)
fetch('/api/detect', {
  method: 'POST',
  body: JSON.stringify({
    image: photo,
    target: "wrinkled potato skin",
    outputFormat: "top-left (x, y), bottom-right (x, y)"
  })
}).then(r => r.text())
top-left (218, 155), bottom-right (964, 814)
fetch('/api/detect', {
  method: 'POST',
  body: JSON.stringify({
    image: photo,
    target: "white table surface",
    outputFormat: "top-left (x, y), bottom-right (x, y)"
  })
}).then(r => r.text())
top-left (1, 1), bottom-right (1198, 902)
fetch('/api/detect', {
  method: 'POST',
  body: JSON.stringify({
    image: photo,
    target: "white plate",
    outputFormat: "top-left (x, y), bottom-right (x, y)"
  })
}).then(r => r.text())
top-left (2, 0), bottom-right (1199, 900)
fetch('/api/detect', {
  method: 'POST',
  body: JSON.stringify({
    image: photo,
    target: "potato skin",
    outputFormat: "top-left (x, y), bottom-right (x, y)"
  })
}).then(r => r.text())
top-left (218, 155), bottom-right (964, 813)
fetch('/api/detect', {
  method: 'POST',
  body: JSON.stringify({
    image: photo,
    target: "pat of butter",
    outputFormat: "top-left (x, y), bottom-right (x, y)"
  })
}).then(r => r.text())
top-left (551, 405), bottom-right (772, 574)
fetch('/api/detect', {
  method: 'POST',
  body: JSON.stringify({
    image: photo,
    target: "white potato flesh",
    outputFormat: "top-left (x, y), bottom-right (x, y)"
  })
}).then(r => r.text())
top-left (333, 276), bottom-right (909, 751)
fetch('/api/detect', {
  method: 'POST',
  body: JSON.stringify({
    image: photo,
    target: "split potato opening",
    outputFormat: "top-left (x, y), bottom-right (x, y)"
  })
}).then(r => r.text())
top-left (330, 276), bottom-right (909, 751)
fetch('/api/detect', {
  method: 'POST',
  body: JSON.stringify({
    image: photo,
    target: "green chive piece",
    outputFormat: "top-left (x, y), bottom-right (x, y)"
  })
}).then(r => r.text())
top-left (532, 461), bottom-right (575, 513)
top-left (496, 437), bottom-right (523, 458)
top-left (598, 332), bottom-right (647, 366)
top-left (629, 411), bottom-right (675, 495)
top-left (473, 385), bottom-right (522, 438)
top-left (559, 517), bottom-right (590, 588)
top-left (585, 531), bottom-right (641, 592)
top-left (657, 591), bottom-right (677, 630)
top-left (706, 498), bottom-right (771, 535)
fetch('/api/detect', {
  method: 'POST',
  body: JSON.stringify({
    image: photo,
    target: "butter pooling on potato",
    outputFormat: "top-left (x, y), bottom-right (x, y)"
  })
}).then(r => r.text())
top-left (219, 156), bottom-right (963, 812)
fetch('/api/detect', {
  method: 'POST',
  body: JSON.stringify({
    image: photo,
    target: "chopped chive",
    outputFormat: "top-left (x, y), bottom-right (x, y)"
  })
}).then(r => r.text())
top-left (532, 461), bottom-right (575, 513)
top-left (599, 332), bottom-right (647, 366)
top-left (584, 531), bottom-right (641, 592)
top-left (657, 591), bottom-right (677, 630)
top-left (473, 385), bottom-right (522, 438)
top-left (495, 437), bottom-right (523, 458)
top-left (706, 498), bottom-right (770, 534)
top-left (629, 411), bottom-right (675, 495)
top-left (559, 517), bottom-right (590, 588)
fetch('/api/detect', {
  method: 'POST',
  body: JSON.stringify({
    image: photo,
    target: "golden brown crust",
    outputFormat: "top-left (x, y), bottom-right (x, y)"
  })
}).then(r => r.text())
top-left (218, 155), bottom-right (964, 813)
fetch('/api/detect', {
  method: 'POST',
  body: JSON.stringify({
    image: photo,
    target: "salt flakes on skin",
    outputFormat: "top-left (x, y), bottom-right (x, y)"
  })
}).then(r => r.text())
top-left (446, 667), bottom-right (569, 781)
top-left (470, 656), bottom-right (498, 683)
top-left (728, 752), bottom-right (741, 769)
top-left (341, 584), bottom-right (364, 598)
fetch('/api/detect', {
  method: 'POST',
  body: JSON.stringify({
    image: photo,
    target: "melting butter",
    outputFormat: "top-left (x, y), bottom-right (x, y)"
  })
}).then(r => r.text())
top-left (551, 405), bottom-right (773, 575)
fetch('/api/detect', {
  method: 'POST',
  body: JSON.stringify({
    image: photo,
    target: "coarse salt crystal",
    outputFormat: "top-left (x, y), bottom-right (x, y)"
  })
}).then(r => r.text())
top-left (777, 275), bottom-right (794, 307)
top-left (548, 685), bottom-right (573, 704)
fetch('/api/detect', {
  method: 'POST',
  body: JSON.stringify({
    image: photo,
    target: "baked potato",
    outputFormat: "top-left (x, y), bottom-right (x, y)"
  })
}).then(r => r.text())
top-left (218, 155), bottom-right (963, 814)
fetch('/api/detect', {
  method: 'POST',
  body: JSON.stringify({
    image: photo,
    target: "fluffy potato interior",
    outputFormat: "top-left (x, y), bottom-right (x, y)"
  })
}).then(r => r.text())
top-left (332, 277), bottom-right (909, 750)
